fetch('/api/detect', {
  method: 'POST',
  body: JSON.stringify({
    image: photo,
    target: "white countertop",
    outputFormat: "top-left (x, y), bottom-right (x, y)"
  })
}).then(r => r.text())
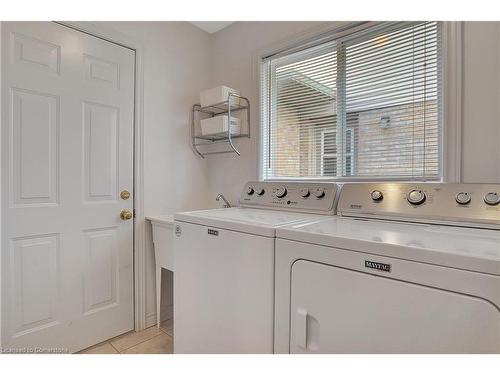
top-left (146, 214), bottom-right (174, 225)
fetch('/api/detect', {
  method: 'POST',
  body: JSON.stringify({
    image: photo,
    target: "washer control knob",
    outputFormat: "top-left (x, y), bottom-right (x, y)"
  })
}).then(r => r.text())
top-left (246, 187), bottom-right (255, 195)
top-left (371, 190), bottom-right (383, 201)
top-left (407, 189), bottom-right (426, 205)
top-left (275, 186), bottom-right (287, 198)
top-left (255, 188), bottom-right (265, 196)
top-left (484, 192), bottom-right (500, 206)
top-left (455, 192), bottom-right (471, 205)
top-left (300, 188), bottom-right (310, 198)
top-left (314, 188), bottom-right (326, 199)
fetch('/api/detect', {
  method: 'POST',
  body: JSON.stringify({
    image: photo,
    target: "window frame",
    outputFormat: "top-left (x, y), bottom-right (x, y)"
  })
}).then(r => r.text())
top-left (257, 21), bottom-right (462, 183)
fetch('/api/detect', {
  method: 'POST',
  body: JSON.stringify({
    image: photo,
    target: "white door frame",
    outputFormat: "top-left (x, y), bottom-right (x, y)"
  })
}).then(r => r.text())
top-left (55, 21), bottom-right (148, 332)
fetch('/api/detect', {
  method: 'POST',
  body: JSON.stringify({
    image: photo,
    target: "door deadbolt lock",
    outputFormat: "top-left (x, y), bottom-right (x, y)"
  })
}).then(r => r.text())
top-left (120, 210), bottom-right (133, 220)
top-left (120, 190), bottom-right (131, 200)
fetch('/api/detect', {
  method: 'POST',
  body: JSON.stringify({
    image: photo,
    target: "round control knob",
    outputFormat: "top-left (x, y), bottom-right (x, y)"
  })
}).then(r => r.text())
top-left (255, 188), bottom-right (265, 196)
top-left (407, 189), bottom-right (426, 205)
top-left (484, 192), bottom-right (500, 206)
top-left (275, 186), bottom-right (287, 198)
top-left (300, 188), bottom-right (310, 198)
top-left (371, 190), bottom-right (383, 201)
top-left (314, 188), bottom-right (326, 199)
top-left (455, 192), bottom-right (471, 205)
top-left (246, 187), bottom-right (254, 195)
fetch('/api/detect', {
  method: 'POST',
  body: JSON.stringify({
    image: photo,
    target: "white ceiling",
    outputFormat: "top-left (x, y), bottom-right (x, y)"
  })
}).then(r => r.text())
top-left (190, 22), bottom-right (234, 34)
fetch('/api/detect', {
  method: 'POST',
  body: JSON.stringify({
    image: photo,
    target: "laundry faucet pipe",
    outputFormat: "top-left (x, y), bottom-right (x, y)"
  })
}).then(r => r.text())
top-left (216, 193), bottom-right (231, 208)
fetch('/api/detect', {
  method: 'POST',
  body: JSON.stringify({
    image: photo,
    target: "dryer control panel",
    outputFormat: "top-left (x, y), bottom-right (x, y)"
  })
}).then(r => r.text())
top-left (239, 181), bottom-right (339, 214)
top-left (338, 183), bottom-right (500, 228)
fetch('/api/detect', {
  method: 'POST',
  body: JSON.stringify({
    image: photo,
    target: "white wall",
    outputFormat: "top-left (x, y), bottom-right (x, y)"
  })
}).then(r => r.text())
top-left (462, 22), bottom-right (500, 183)
top-left (205, 21), bottom-right (500, 204)
top-left (102, 21), bottom-right (214, 214)
top-left (98, 21), bottom-right (214, 326)
top-left (206, 22), bottom-right (337, 204)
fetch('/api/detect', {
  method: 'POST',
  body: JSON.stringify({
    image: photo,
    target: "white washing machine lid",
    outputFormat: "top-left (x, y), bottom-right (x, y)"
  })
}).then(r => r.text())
top-left (174, 207), bottom-right (329, 237)
top-left (277, 217), bottom-right (500, 275)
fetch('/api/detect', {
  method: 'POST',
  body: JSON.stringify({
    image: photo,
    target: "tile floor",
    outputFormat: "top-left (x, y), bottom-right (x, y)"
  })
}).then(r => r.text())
top-left (79, 319), bottom-right (173, 354)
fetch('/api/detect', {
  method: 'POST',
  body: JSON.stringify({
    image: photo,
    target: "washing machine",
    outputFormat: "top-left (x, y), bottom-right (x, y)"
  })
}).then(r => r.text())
top-left (274, 183), bottom-right (500, 354)
top-left (173, 181), bottom-right (339, 353)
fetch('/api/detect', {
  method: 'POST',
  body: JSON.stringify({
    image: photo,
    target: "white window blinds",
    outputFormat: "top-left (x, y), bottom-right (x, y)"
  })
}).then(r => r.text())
top-left (261, 22), bottom-right (442, 180)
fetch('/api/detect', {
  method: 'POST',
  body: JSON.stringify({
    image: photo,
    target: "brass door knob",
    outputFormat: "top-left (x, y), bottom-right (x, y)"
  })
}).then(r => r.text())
top-left (120, 210), bottom-right (133, 220)
top-left (120, 190), bottom-right (131, 200)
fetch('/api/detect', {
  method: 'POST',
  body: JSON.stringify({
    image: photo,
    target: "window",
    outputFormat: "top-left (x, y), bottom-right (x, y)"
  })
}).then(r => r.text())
top-left (261, 22), bottom-right (442, 180)
top-left (321, 128), bottom-right (354, 176)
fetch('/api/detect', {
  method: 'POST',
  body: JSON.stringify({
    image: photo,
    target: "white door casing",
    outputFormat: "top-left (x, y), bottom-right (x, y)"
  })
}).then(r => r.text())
top-left (1, 22), bottom-right (135, 353)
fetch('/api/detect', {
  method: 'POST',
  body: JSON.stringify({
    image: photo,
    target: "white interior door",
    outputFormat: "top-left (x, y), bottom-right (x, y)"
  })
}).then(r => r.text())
top-left (1, 22), bottom-right (135, 353)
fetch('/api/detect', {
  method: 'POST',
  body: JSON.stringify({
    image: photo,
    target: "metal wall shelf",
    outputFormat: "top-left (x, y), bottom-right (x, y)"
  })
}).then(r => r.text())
top-left (191, 93), bottom-right (250, 158)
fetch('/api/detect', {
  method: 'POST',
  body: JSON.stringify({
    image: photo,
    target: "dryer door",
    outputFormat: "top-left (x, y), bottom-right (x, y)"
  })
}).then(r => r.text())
top-left (290, 260), bottom-right (500, 353)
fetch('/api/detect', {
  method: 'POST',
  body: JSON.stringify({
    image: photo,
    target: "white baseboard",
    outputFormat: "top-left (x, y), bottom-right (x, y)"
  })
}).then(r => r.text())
top-left (161, 303), bottom-right (173, 321)
top-left (145, 311), bottom-right (157, 328)
top-left (144, 304), bottom-right (173, 329)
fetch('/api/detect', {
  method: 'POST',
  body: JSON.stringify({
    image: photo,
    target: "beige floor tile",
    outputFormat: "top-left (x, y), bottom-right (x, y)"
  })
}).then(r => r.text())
top-left (79, 342), bottom-right (118, 354)
top-left (121, 333), bottom-right (173, 354)
top-left (160, 319), bottom-right (173, 337)
top-left (110, 326), bottom-right (163, 352)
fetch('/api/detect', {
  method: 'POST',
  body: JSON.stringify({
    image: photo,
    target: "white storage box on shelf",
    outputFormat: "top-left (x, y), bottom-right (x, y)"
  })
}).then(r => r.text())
top-left (200, 85), bottom-right (240, 107)
top-left (200, 115), bottom-right (241, 136)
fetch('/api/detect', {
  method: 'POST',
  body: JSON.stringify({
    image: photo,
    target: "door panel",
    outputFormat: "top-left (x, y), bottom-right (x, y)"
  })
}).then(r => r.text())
top-left (290, 260), bottom-right (500, 353)
top-left (10, 32), bottom-right (61, 74)
top-left (11, 88), bottom-right (59, 206)
top-left (83, 102), bottom-right (119, 202)
top-left (83, 54), bottom-right (120, 89)
top-left (2, 22), bottom-right (135, 353)
top-left (10, 234), bottom-right (60, 336)
top-left (83, 227), bottom-right (119, 315)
